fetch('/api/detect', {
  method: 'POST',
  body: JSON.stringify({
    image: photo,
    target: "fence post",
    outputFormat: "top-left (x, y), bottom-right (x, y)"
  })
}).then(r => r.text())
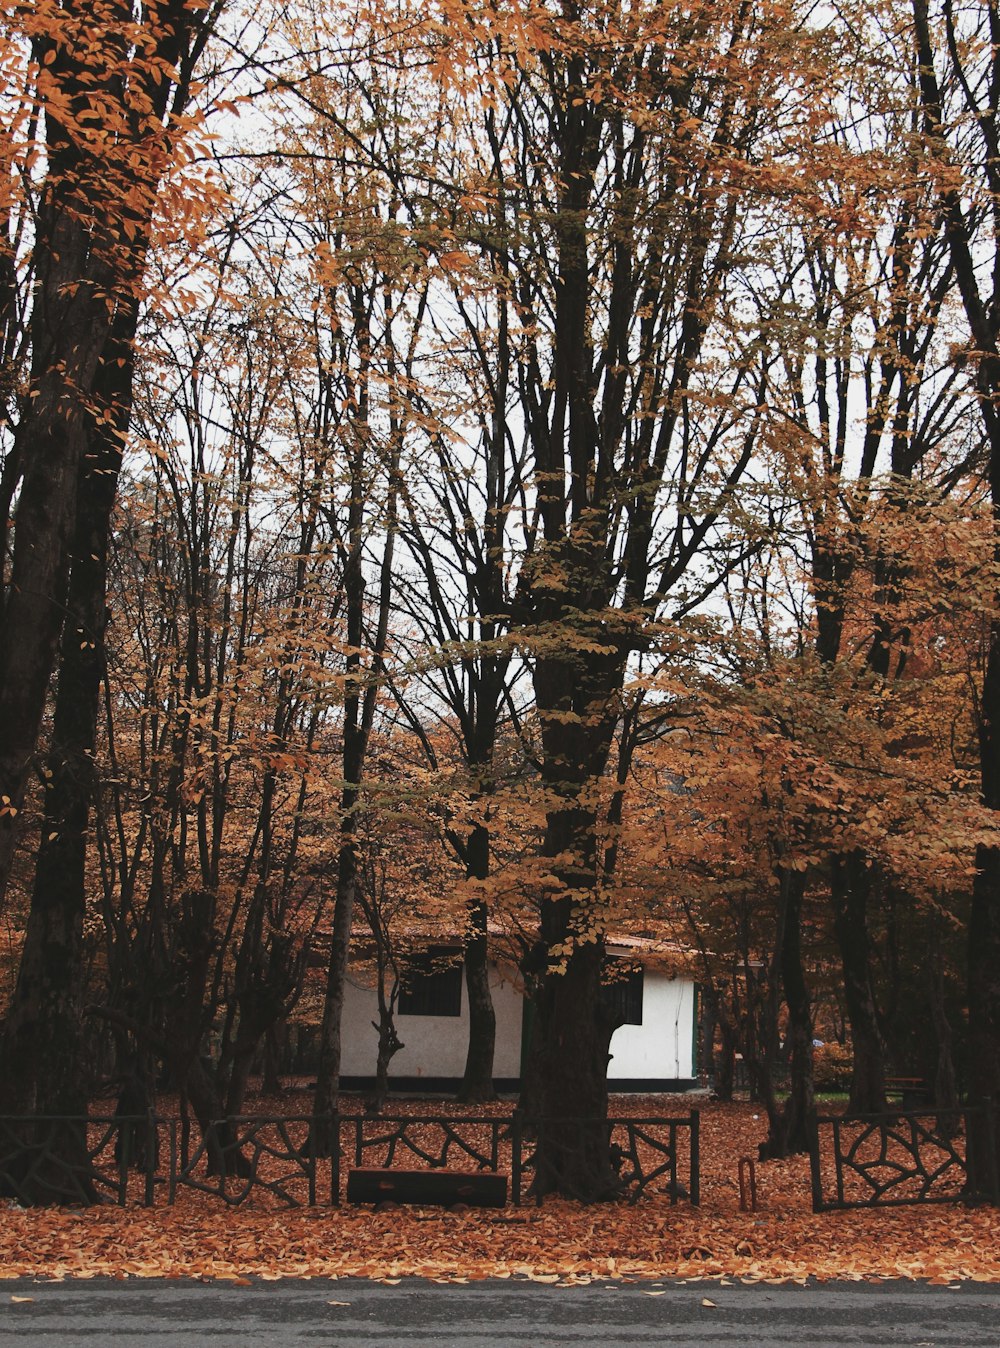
top-left (168, 1119), bottom-right (177, 1204)
top-left (985, 1098), bottom-right (1000, 1207)
top-left (689, 1110), bottom-right (700, 1207)
top-left (511, 1111), bottom-right (522, 1207)
top-left (307, 1114), bottom-right (317, 1207)
top-left (832, 1117), bottom-right (845, 1207)
top-left (144, 1115), bottom-right (157, 1207)
top-left (808, 1112), bottom-right (825, 1212)
top-left (117, 1116), bottom-right (130, 1206)
top-left (738, 1156), bottom-right (758, 1213)
top-left (331, 1113), bottom-right (340, 1207)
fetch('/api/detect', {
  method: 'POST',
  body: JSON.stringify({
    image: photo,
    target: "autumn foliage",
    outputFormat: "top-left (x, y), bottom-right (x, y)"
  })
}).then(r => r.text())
top-left (3, 0), bottom-right (1000, 1218)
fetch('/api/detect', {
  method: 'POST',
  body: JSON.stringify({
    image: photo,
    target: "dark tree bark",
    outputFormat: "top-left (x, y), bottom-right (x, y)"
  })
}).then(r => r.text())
top-left (353, 860), bottom-right (403, 1117)
top-left (164, 888), bottom-right (249, 1177)
top-left (713, 997), bottom-right (739, 1103)
top-left (760, 869), bottom-right (815, 1159)
top-left (0, 200), bottom-right (112, 901)
top-left (217, 822), bottom-right (307, 1119)
top-left (261, 1025), bottom-right (284, 1099)
top-left (458, 824), bottom-right (497, 1103)
top-left (910, 0), bottom-right (1000, 1186)
top-left (698, 989), bottom-right (717, 1088)
top-left (369, 970), bottom-right (403, 1118)
top-left (313, 835), bottom-right (359, 1147)
top-left (0, 0), bottom-right (220, 908)
top-left (928, 918), bottom-right (960, 1132)
top-left (312, 292), bottom-right (400, 1150)
top-left (527, 626), bottom-right (626, 1200)
top-left (0, 319), bottom-right (132, 1119)
top-left (738, 893), bottom-right (782, 1131)
top-left (830, 853), bottom-right (887, 1115)
top-left (529, 928), bottom-right (619, 1201)
top-left (0, 0), bottom-right (222, 1202)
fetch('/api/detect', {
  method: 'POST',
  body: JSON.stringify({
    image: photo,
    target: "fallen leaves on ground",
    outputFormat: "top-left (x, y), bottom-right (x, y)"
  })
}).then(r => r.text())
top-left (0, 1100), bottom-right (996, 1285)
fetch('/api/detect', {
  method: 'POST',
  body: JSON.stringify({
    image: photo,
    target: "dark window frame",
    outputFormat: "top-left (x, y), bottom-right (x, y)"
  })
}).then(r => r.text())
top-left (398, 947), bottom-right (463, 1017)
top-left (603, 964), bottom-right (644, 1027)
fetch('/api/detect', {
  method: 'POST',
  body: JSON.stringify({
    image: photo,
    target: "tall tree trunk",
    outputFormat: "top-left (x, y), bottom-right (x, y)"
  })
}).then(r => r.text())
top-left (166, 887), bottom-right (249, 1177)
top-left (261, 1025), bottom-right (284, 1099)
top-left (831, 853), bottom-right (887, 1115)
top-left (527, 639), bottom-right (624, 1201)
top-left (0, 0), bottom-right (216, 908)
top-left (0, 310), bottom-right (134, 1122)
top-left (761, 869), bottom-right (814, 1159)
top-left (311, 327), bottom-right (399, 1147)
top-left (530, 919), bottom-right (618, 1201)
top-left (0, 224), bottom-right (108, 904)
top-left (458, 823), bottom-right (497, 1102)
top-left (928, 916), bottom-right (959, 1131)
top-left (912, 0), bottom-right (1000, 1192)
top-left (741, 901), bottom-right (782, 1137)
top-left (714, 996), bottom-right (739, 1103)
top-left (312, 840), bottom-right (358, 1149)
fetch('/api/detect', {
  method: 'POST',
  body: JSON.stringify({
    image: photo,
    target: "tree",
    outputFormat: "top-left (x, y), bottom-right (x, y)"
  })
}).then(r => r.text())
top-left (911, 0), bottom-right (1000, 1182)
top-left (327, 0), bottom-right (833, 1198)
top-left (0, 0), bottom-right (225, 1149)
top-left (290, 0), bottom-right (845, 1195)
top-left (88, 228), bottom-right (339, 1145)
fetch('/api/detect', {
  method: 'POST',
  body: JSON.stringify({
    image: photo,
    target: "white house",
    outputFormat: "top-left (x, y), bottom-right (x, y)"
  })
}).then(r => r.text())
top-left (338, 945), bottom-right (699, 1093)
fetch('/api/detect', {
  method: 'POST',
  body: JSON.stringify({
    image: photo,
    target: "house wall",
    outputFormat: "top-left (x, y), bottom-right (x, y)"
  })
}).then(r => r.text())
top-left (339, 963), bottom-right (696, 1088)
top-left (340, 964), bottom-right (525, 1083)
top-left (607, 973), bottom-right (695, 1083)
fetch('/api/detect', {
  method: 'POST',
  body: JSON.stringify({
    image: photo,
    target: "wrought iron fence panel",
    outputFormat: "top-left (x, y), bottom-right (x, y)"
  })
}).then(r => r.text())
top-left (514, 1113), bottom-right (699, 1206)
top-left (810, 1104), bottom-right (999, 1211)
top-left (0, 1110), bottom-right (700, 1209)
top-left (226, 1116), bottom-right (316, 1207)
top-left (0, 1115), bottom-right (147, 1207)
top-left (348, 1115), bottom-right (502, 1175)
top-left (613, 1119), bottom-right (685, 1203)
top-left (167, 1115), bottom-right (321, 1208)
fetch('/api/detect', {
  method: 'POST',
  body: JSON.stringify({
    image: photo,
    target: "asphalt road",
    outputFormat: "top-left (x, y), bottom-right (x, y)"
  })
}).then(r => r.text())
top-left (0, 1278), bottom-right (998, 1346)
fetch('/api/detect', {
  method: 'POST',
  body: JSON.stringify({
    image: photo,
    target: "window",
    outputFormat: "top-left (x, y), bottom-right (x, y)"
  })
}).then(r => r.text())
top-left (602, 965), bottom-right (643, 1027)
top-left (398, 948), bottom-right (463, 1017)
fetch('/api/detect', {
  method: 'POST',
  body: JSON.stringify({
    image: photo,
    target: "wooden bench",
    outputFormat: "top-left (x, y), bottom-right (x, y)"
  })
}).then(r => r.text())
top-left (346, 1167), bottom-right (508, 1208)
top-left (886, 1076), bottom-right (932, 1109)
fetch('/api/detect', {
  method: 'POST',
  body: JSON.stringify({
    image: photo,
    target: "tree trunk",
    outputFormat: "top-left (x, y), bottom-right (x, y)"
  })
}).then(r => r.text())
top-left (0, 0), bottom-right (215, 908)
top-left (527, 643), bottom-right (624, 1201)
top-left (162, 889), bottom-right (251, 1179)
top-left (761, 869), bottom-right (814, 1160)
top-left (179, 1053), bottom-right (249, 1178)
top-left (369, 1014), bottom-right (403, 1118)
top-left (741, 902), bottom-right (782, 1140)
top-left (312, 842), bottom-right (357, 1150)
top-left (699, 989), bottom-right (717, 1088)
top-left (911, 0), bottom-right (1000, 1192)
top-left (0, 314), bottom-right (133, 1123)
top-left (0, 220), bottom-right (108, 904)
top-left (714, 998), bottom-right (738, 1102)
top-left (831, 852), bottom-right (887, 1115)
top-left (458, 823), bottom-right (496, 1102)
top-left (261, 1025), bottom-right (284, 1099)
top-left (530, 923), bottom-right (619, 1201)
top-left (311, 368), bottom-right (399, 1147)
top-left (928, 920), bottom-right (959, 1134)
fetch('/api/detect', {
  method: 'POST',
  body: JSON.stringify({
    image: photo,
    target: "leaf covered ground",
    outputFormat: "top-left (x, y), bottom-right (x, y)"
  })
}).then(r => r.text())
top-left (0, 1099), bottom-right (997, 1285)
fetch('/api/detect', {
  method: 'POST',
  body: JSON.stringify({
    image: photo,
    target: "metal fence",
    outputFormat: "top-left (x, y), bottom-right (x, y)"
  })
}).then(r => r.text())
top-left (0, 1110), bottom-right (700, 1209)
top-left (809, 1101), bottom-right (1000, 1211)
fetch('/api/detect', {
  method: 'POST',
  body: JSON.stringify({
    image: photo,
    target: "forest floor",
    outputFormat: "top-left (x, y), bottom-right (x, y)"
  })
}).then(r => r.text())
top-left (0, 1094), bottom-right (997, 1284)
